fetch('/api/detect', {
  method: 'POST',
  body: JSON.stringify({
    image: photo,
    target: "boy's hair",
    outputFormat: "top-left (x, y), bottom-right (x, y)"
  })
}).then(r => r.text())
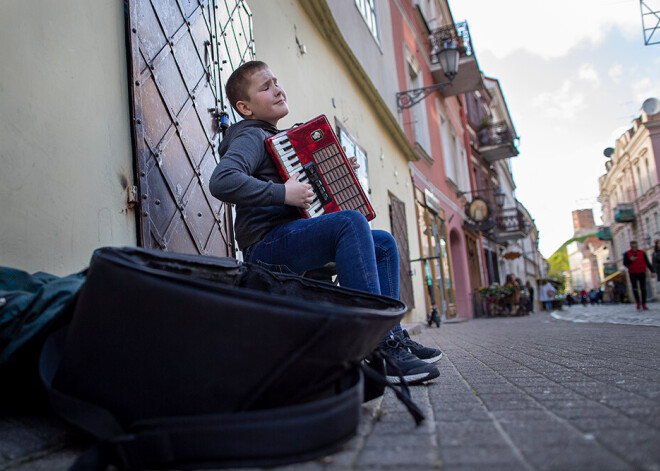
top-left (225, 60), bottom-right (269, 117)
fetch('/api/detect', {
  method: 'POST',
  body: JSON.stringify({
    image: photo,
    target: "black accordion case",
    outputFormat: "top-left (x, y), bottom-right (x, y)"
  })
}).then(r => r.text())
top-left (39, 246), bottom-right (406, 470)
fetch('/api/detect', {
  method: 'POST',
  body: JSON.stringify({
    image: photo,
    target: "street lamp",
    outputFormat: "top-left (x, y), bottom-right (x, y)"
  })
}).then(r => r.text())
top-left (434, 39), bottom-right (460, 82)
top-left (396, 38), bottom-right (460, 110)
top-left (494, 189), bottom-right (506, 208)
top-left (460, 188), bottom-right (506, 208)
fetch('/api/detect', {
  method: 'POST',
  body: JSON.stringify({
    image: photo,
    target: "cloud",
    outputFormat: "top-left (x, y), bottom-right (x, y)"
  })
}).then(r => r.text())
top-left (450, 0), bottom-right (640, 59)
top-left (531, 80), bottom-right (586, 120)
top-left (632, 77), bottom-right (660, 107)
top-left (608, 64), bottom-right (623, 83)
top-left (578, 64), bottom-right (600, 87)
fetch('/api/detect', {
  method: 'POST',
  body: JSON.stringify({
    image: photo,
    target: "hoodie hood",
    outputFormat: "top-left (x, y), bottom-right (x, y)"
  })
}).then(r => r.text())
top-left (218, 119), bottom-right (280, 157)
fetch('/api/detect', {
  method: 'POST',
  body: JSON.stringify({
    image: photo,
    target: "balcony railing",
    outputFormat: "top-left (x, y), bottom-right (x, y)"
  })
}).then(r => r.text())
top-left (429, 21), bottom-right (483, 96)
top-left (614, 203), bottom-right (635, 223)
top-left (478, 121), bottom-right (519, 162)
top-left (492, 207), bottom-right (530, 242)
top-left (597, 226), bottom-right (613, 241)
top-left (603, 262), bottom-right (618, 277)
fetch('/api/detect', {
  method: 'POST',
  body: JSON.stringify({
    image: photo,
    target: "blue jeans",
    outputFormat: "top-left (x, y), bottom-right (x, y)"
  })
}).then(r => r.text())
top-left (243, 210), bottom-right (400, 301)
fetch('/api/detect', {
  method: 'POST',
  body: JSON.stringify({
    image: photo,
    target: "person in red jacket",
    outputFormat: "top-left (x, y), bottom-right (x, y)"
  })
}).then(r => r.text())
top-left (623, 240), bottom-right (655, 310)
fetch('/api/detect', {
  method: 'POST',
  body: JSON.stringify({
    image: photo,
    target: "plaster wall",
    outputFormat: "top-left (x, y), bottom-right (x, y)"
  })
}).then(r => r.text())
top-left (0, 1), bottom-right (136, 275)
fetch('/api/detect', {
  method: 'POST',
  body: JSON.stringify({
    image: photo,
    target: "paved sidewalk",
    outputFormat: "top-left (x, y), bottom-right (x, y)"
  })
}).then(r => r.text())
top-left (2, 311), bottom-right (659, 470)
top-left (551, 301), bottom-right (660, 327)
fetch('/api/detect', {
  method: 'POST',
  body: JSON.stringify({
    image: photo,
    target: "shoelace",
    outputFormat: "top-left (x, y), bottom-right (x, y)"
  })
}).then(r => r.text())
top-left (400, 336), bottom-right (424, 350)
top-left (362, 349), bottom-right (425, 425)
top-left (381, 338), bottom-right (414, 359)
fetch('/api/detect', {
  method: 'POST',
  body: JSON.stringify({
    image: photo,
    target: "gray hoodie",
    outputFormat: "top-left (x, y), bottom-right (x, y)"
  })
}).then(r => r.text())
top-left (209, 120), bottom-right (299, 250)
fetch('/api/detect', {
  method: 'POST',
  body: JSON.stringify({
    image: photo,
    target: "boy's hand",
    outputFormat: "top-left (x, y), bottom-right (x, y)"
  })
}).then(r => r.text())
top-left (343, 146), bottom-right (359, 171)
top-left (284, 173), bottom-right (314, 208)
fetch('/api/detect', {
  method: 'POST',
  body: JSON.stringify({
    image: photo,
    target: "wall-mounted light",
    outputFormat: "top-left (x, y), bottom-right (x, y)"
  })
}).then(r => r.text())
top-left (396, 38), bottom-right (460, 110)
top-left (459, 187), bottom-right (506, 208)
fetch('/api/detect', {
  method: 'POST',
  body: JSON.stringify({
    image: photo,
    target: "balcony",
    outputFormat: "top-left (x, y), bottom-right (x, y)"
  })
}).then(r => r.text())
top-left (603, 262), bottom-right (618, 277)
top-left (429, 21), bottom-right (483, 96)
top-left (614, 203), bottom-right (635, 223)
top-left (477, 121), bottom-right (519, 162)
top-left (492, 208), bottom-right (530, 242)
top-left (597, 226), bottom-right (613, 241)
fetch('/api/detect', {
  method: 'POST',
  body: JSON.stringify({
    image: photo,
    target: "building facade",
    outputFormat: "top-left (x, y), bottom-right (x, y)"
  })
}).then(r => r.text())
top-left (572, 209), bottom-right (596, 236)
top-left (1, 0), bottom-right (542, 322)
top-left (598, 108), bottom-right (660, 265)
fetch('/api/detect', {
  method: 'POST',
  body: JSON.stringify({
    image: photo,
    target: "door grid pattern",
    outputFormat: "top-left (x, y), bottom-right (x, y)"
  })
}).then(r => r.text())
top-left (390, 195), bottom-right (415, 309)
top-left (127, 0), bottom-right (253, 257)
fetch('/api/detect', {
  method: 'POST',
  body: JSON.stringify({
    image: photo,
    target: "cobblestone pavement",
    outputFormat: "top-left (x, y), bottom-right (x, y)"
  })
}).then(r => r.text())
top-left (551, 301), bottom-right (660, 327)
top-left (2, 311), bottom-right (659, 470)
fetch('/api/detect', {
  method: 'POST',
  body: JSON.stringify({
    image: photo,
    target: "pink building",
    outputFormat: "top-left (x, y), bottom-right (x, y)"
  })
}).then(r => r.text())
top-left (390, 2), bottom-right (485, 319)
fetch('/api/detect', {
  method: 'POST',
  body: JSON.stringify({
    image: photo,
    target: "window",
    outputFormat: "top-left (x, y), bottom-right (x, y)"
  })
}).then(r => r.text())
top-left (637, 165), bottom-right (644, 195)
top-left (646, 158), bottom-right (653, 189)
top-left (436, 101), bottom-right (455, 182)
top-left (355, 0), bottom-right (379, 42)
top-left (337, 125), bottom-right (370, 198)
top-left (406, 50), bottom-right (430, 155)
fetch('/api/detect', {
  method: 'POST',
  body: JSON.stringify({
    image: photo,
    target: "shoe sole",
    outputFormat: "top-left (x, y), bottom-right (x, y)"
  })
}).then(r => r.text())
top-left (386, 368), bottom-right (440, 385)
top-left (421, 352), bottom-right (443, 364)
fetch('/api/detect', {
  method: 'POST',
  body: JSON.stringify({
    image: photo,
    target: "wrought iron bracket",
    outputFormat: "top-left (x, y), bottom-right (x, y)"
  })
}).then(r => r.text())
top-left (396, 82), bottom-right (452, 110)
top-left (410, 256), bottom-right (442, 262)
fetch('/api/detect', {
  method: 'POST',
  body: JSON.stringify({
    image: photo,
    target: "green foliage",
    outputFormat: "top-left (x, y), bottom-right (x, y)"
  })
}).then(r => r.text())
top-left (477, 283), bottom-right (514, 299)
top-left (546, 232), bottom-right (597, 287)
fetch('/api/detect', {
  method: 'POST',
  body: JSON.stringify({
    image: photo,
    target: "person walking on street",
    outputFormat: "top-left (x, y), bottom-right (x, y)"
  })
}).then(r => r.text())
top-left (623, 240), bottom-right (655, 310)
top-left (652, 239), bottom-right (660, 274)
top-left (525, 281), bottom-right (535, 312)
top-left (614, 280), bottom-right (626, 303)
top-left (539, 279), bottom-right (556, 311)
top-left (604, 281), bottom-right (614, 304)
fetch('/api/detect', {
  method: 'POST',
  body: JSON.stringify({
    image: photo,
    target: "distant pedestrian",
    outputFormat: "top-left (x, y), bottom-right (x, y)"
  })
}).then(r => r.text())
top-left (566, 293), bottom-right (575, 306)
top-left (579, 289), bottom-right (588, 306)
top-left (589, 289), bottom-right (598, 305)
top-left (652, 239), bottom-right (660, 274)
top-left (604, 282), bottom-right (614, 304)
top-left (525, 281), bottom-right (535, 312)
top-left (614, 280), bottom-right (626, 303)
top-left (539, 279), bottom-right (556, 311)
top-left (623, 240), bottom-right (655, 310)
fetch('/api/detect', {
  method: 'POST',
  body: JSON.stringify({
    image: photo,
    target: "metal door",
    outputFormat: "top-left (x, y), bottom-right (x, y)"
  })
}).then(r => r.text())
top-left (390, 195), bottom-right (415, 309)
top-left (127, 0), bottom-right (253, 256)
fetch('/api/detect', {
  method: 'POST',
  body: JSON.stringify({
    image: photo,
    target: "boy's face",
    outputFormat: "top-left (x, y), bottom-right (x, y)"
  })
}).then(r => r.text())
top-left (236, 67), bottom-right (288, 125)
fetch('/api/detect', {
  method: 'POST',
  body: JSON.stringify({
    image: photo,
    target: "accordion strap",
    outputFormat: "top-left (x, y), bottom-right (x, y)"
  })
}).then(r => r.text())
top-left (40, 327), bottom-right (362, 471)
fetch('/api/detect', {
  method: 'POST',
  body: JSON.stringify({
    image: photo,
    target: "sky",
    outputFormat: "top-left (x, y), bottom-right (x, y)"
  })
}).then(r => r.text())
top-left (448, 0), bottom-right (660, 258)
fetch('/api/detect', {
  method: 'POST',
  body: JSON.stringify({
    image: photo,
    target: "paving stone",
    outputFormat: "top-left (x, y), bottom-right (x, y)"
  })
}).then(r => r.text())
top-left (9, 449), bottom-right (81, 471)
top-left (438, 444), bottom-right (521, 466)
top-left (0, 423), bottom-right (50, 461)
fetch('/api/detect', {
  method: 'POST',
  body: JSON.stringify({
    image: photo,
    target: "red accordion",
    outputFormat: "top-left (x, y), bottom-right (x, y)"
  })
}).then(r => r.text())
top-left (265, 115), bottom-right (376, 221)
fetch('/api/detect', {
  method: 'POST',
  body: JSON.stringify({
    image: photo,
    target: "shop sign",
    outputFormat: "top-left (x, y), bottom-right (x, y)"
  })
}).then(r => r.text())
top-left (424, 189), bottom-right (442, 214)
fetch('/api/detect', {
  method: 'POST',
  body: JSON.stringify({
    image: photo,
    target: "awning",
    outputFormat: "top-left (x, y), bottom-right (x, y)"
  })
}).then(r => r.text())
top-left (600, 270), bottom-right (625, 285)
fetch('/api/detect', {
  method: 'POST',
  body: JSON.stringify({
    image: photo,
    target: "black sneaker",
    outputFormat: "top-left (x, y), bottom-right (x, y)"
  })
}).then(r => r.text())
top-left (378, 337), bottom-right (440, 385)
top-left (394, 329), bottom-right (443, 364)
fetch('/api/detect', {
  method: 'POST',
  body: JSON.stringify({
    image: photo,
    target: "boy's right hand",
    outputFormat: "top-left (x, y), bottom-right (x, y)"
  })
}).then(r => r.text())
top-left (284, 173), bottom-right (314, 208)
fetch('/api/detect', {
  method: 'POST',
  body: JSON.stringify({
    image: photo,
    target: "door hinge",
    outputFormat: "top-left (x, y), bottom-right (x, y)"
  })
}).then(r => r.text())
top-left (127, 185), bottom-right (138, 209)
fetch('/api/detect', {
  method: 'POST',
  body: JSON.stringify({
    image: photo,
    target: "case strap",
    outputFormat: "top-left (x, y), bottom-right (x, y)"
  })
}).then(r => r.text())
top-left (40, 327), bottom-right (362, 470)
top-left (361, 350), bottom-right (425, 425)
